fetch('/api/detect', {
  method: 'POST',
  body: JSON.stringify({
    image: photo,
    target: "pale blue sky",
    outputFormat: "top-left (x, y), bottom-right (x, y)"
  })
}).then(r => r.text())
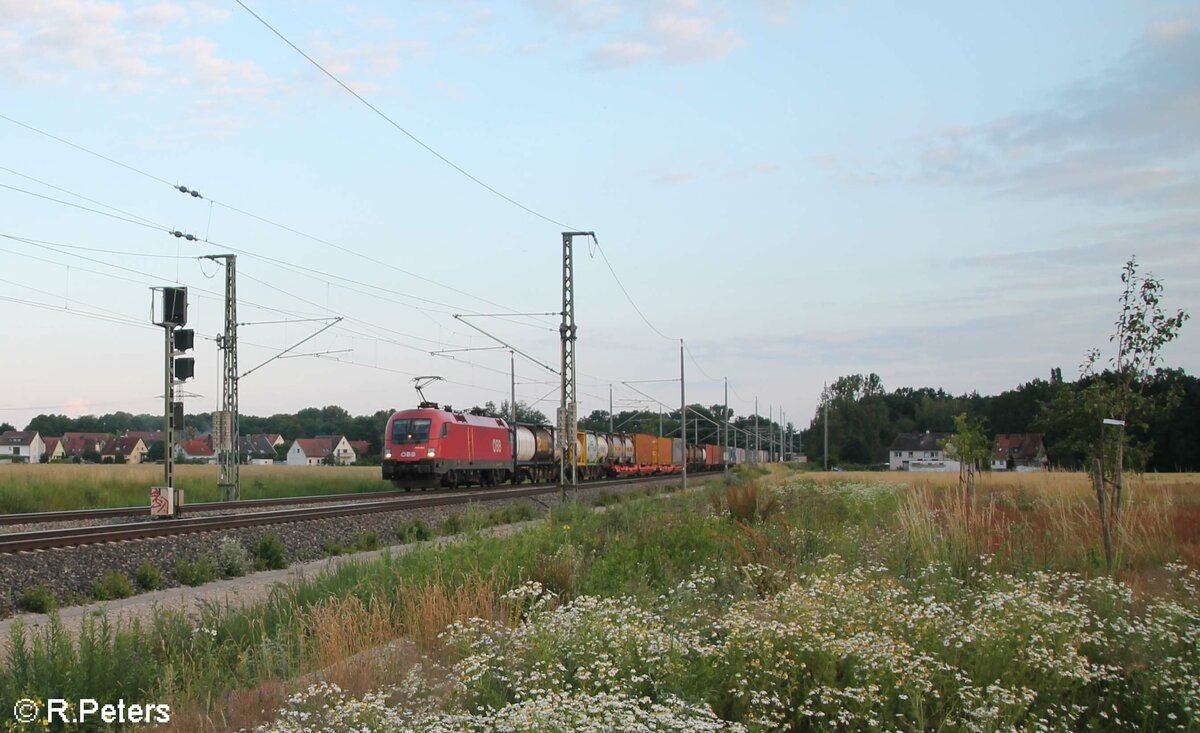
top-left (1, 0), bottom-right (1197, 440)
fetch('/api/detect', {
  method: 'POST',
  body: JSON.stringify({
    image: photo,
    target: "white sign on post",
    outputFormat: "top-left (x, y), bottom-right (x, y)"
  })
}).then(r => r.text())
top-left (150, 486), bottom-right (175, 517)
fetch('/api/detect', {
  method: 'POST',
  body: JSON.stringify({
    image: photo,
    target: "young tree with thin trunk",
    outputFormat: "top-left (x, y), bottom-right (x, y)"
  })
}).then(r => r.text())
top-left (1049, 256), bottom-right (1188, 570)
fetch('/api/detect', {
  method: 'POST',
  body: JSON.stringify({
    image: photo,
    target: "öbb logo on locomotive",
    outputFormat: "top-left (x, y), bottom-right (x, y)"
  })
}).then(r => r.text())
top-left (381, 402), bottom-right (764, 490)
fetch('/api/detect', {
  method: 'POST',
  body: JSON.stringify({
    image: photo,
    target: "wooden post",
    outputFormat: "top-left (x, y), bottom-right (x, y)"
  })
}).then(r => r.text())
top-left (1093, 457), bottom-right (1113, 571)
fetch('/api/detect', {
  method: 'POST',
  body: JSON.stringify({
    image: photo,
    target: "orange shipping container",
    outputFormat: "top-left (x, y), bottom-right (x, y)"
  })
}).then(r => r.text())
top-left (706, 444), bottom-right (722, 466)
top-left (632, 433), bottom-right (658, 465)
top-left (656, 436), bottom-right (674, 466)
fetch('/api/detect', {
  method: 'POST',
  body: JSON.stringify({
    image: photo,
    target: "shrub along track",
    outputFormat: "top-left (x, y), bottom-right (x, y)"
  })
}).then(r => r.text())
top-left (0, 475), bottom-right (686, 554)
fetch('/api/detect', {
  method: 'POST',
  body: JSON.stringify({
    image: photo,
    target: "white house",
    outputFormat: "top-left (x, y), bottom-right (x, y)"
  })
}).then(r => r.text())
top-left (176, 439), bottom-right (218, 464)
top-left (42, 437), bottom-right (66, 462)
top-left (888, 431), bottom-right (958, 471)
top-left (0, 431), bottom-right (44, 464)
top-left (102, 436), bottom-right (148, 464)
top-left (287, 436), bottom-right (356, 466)
top-left (991, 433), bottom-right (1050, 471)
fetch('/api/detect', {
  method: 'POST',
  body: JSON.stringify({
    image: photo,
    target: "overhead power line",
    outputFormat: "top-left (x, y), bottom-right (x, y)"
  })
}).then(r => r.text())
top-left (0, 114), bottom-right (555, 324)
top-left (589, 234), bottom-right (674, 341)
top-left (232, 0), bottom-right (577, 232)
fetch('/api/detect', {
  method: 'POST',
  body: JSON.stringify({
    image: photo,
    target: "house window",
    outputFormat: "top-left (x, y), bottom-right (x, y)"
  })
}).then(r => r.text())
top-left (11, 447), bottom-right (17, 455)
top-left (908, 451), bottom-right (913, 458)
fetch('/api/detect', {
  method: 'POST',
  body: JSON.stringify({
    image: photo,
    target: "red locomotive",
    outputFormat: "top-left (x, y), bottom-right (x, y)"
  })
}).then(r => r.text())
top-left (382, 403), bottom-right (512, 489)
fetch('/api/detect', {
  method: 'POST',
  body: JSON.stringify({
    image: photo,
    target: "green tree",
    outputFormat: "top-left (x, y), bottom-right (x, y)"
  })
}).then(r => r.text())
top-left (942, 413), bottom-right (990, 493)
top-left (0, 422), bottom-right (14, 433)
top-left (1042, 256), bottom-right (1188, 570)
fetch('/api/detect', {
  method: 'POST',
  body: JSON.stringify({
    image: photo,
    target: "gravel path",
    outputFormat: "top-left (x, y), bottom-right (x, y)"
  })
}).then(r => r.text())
top-left (0, 476), bottom-right (688, 623)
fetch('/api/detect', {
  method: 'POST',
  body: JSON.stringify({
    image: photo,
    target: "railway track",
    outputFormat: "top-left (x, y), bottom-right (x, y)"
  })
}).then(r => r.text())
top-left (0, 489), bottom-right (423, 527)
top-left (0, 475), bottom-right (683, 554)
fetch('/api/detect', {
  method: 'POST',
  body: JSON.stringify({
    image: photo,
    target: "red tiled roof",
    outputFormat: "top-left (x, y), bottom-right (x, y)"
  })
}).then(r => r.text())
top-left (104, 436), bottom-right (145, 456)
top-left (993, 433), bottom-right (1045, 460)
top-left (123, 431), bottom-right (165, 443)
top-left (177, 439), bottom-right (215, 458)
top-left (294, 438), bottom-right (335, 458)
top-left (64, 432), bottom-right (110, 443)
top-left (43, 437), bottom-right (63, 454)
top-left (349, 440), bottom-right (370, 455)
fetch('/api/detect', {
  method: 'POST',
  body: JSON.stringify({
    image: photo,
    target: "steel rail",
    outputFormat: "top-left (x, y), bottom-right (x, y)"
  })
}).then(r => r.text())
top-left (0, 489), bottom-right (422, 526)
top-left (0, 475), bottom-right (684, 554)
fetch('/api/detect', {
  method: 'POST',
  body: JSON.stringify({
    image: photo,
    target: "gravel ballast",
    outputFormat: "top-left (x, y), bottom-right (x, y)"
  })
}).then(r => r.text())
top-left (0, 477), bottom-right (688, 618)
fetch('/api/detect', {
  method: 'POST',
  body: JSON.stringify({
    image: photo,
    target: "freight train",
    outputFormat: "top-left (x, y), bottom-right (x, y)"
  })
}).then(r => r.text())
top-left (381, 402), bottom-right (768, 489)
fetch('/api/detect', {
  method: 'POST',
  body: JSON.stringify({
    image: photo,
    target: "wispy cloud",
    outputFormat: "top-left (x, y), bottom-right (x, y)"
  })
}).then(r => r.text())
top-left (0, 0), bottom-right (268, 102)
top-left (728, 161), bottom-right (781, 177)
top-left (648, 169), bottom-right (697, 184)
top-left (830, 23), bottom-right (1200, 208)
top-left (588, 2), bottom-right (744, 68)
top-left (873, 24), bottom-right (1200, 207)
top-left (527, 0), bottom-right (744, 68)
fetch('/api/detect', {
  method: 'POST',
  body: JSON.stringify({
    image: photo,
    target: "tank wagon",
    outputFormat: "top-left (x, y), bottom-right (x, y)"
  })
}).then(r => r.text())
top-left (382, 403), bottom-right (767, 490)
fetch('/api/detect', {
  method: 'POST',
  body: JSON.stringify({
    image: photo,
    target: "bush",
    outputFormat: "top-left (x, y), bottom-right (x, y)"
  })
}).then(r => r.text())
top-left (439, 514), bottom-right (464, 536)
top-left (322, 531), bottom-right (381, 557)
top-left (396, 518), bottom-right (433, 543)
top-left (592, 491), bottom-right (622, 507)
top-left (91, 572), bottom-right (135, 601)
top-left (135, 561), bottom-right (163, 591)
top-left (351, 530), bottom-right (380, 552)
top-left (255, 531), bottom-right (288, 570)
top-left (217, 536), bottom-right (251, 577)
top-left (18, 583), bottom-right (56, 613)
top-left (175, 553), bottom-right (218, 587)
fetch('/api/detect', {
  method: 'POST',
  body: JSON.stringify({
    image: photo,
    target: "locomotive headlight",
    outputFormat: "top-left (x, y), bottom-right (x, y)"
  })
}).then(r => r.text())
top-left (427, 448), bottom-right (436, 458)
top-left (384, 450), bottom-right (392, 459)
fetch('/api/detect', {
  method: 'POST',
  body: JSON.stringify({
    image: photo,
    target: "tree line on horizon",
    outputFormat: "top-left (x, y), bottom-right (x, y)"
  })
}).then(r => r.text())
top-left (8, 368), bottom-right (1195, 471)
top-left (799, 368), bottom-right (1198, 472)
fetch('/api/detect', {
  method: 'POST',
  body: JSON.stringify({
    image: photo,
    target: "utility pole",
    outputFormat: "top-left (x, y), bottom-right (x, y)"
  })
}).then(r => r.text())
top-left (559, 232), bottom-right (589, 499)
top-left (511, 349), bottom-right (516, 482)
top-left (609, 384), bottom-right (614, 434)
top-left (754, 397), bottom-right (759, 463)
top-left (680, 339), bottom-right (687, 491)
top-left (659, 407), bottom-right (663, 438)
top-left (204, 254), bottom-right (239, 502)
top-left (723, 377), bottom-right (729, 478)
top-left (823, 381), bottom-right (830, 471)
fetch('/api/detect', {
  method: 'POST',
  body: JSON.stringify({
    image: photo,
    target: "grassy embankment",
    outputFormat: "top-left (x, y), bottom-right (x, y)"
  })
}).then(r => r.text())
top-left (1, 468), bottom-right (1197, 731)
top-left (0, 464), bottom-right (388, 513)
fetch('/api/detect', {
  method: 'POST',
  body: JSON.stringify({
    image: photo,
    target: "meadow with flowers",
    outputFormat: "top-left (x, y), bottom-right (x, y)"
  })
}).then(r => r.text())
top-left (2, 467), bottom-right (1198, 731)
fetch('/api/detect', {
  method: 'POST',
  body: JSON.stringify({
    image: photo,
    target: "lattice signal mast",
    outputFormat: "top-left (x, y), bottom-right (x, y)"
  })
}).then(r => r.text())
top-left (204, 254), bottom-right (239, 501)
top-left (560, 232), bottom-right (592, 498)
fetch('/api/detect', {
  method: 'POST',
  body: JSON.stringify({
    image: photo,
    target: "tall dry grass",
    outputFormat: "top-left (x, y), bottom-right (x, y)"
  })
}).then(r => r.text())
top-left (0, 463), bottom-right (388, 513)
top-left (894, 471), bottom-right (1189, 575)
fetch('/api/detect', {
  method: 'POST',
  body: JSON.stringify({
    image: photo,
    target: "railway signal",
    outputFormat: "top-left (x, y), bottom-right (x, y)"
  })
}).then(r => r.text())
top-left (151, 286), bottom-right (193, 517)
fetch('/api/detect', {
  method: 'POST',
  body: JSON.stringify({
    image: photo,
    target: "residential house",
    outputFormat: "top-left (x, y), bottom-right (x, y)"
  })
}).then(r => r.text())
top-left (123, 430), bottom-right (165, 445)
top-left (42, 437), bottom-right (66, 462)
top-left (0, 431), bottom-right (44, 464)
top-left (62, 432), bottom-right (110, 461)
top-left (240, 434), bottom-right (283, 464)
top-left (101, 436), bottom-right (148, 464)
top-left (348, 440), bottom-right (371, 460)
top-left (287, 436), bottom-right (356, 466)
top-left (888, 431), bottom-right (958, 472)
top-left (991, 433), bottom-right (1049, 471)
top-left (176, 439), bottom-right (217, 464)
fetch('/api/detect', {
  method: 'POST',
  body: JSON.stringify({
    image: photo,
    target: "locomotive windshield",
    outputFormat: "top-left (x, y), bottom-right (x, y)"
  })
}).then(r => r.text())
top-left (391, 418), bottom-right (431, 445)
